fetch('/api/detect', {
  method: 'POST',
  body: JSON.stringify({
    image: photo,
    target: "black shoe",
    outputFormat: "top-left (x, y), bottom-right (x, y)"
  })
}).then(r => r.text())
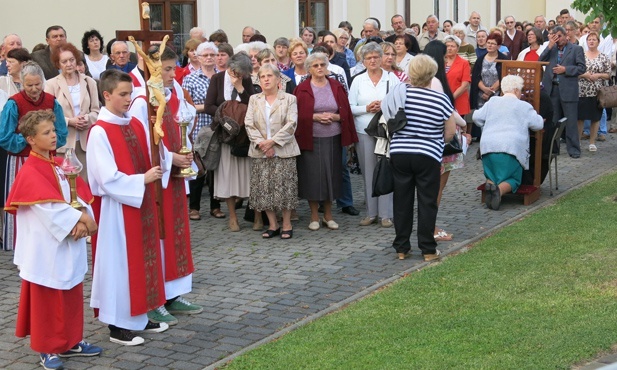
top-left (569, 153), bottom-right (580, 158)
top-left (490, 186), bottom-right (501, 211)
top-left (484, 182), bottom-right (495, 209)
top-left (139, 320), bottom-right (169, 333)
top-left (109, 328), bottom-right (145, 346)
top-left (317, 205), bottom-right (324, 213)
top-left (341, 206), bottom-right (359, 215)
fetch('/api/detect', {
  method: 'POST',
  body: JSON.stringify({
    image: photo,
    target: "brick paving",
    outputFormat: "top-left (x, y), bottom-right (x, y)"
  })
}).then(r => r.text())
top-left (1, 135), bottom-right (617, 369)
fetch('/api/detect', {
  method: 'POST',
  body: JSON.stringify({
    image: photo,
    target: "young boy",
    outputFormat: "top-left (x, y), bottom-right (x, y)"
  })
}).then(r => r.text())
top-left (88, 69), bottom-right (172, 346)
top-left (5, 109), bottom-right (102, 370)
top-left (129, 46), bottom-right (202, 326)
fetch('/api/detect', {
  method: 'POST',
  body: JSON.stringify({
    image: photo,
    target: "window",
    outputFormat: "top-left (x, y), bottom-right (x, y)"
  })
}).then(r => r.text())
top-left (298, 0), bottom-right (329, 35)
top-left (142, 0), bottom-right (196, 53)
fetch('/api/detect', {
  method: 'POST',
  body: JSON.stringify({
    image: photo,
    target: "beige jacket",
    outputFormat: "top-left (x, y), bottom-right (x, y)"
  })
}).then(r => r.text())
top-left (244, 90), bottom-right (300, 159)
top-left (44, 73), bottom-right (100, 152)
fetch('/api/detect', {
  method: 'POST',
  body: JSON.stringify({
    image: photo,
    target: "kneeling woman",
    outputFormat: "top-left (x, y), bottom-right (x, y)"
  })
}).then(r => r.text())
top-left (473, 75), bottom-right (543, 210)
top-left (245, 64), bottom-right (300, 239)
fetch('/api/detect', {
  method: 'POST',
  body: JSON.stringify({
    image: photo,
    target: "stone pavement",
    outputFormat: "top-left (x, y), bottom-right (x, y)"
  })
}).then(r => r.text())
top-left (1, 135), bottom-right (617, 370)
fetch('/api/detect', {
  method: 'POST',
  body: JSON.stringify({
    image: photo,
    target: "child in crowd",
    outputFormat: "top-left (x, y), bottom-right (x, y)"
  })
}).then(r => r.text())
top-left (87, 69), bottom-right (172, 346)
top-left (5, 109), bottom-right (101, 370)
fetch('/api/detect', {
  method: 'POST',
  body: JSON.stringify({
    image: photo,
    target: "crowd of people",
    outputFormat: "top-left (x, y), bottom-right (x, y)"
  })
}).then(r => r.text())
top-left (0, 8), bottom-right (616, 369)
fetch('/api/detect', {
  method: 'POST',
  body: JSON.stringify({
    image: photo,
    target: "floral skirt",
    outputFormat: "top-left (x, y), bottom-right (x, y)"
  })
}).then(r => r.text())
top-left (249, 157), bottom-right (299, 211)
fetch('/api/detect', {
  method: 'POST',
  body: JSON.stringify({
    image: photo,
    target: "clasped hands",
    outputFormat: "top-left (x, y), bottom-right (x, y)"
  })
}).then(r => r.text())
top-left (258, 139), bottom-right (275, 158)
top-left (70, 115), bottom-right (89, 131)
top-left (366, 100), bottom-right (381, 114)
top-left (313, 112), bottom-right (338, 125)
top-left (71, 208), bottom-right (98, 240)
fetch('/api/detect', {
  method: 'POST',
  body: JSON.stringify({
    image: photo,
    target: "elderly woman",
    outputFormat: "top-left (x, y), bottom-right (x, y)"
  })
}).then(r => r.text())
top-left (0, 62), bottom-right (68, 251)
top-left (394, 35), bottom-right (414, 73)
top-left (451, 23), bottom-right (476, 67)
top-left (517, 28), bottom-right (546, 61)
top-left (444, 36), bottom-right (471, 118)
top-left (245, 64), bottom-right (300, 239)
top-left (183, 41), bottom-right (221, 220)
top-left (382, 55), bottom-right (456, 262)
top-left (246, 41), bottom-right (269, 91)
top-left (332, 28), bottom-right (356, 68)
top-left (175, 38), bottom-right (202, 85)
top-left (473, 75), bottom-right (543, 210)
top-left (81, 29), bottom-right (108, 80)
top-left (381, 42), bottom-right (409, 83)
top-left (283, 39), bottom-right (309, 86)
top-left (256, 48), bottom-right (295, 94)
top-left (295, 52), bottom-right (358, 231)
top-left (300, 27), bottom-right (317, 50)
top-left (577, 32), bottom-right (611, 153)
top-left (0, 48), bottom-right (31, 97)
top-left (349, 42), bottom-right (400, 228)
top-left (204, 52), bottom-right (256, 232)
top-left (44, 42), bottom-right (100, 181)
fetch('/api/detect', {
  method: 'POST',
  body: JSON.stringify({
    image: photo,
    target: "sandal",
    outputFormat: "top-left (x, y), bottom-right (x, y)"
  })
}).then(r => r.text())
top-left (262, 228), bottom-right (280, 239)
top-left (189, 209), bottom-right (201, 221)
top-left (209, 209), bottom-right (226, 218)
top-left (281, 229), bottom-right (293, 239)
top-left (434, 229), bottom-right (453, 241)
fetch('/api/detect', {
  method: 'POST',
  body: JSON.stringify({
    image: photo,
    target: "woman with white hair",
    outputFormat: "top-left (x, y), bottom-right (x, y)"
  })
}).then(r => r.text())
top-left (0, 61), bottom-right (68, 250)
top-left (246, 41), bottom-right (270, 91)
top-left (451, 23), bottom-right (476, 67)
top-left (332, 28), bottom-right (356, 68)
top-left (473, 75), bottom-right (543, 210)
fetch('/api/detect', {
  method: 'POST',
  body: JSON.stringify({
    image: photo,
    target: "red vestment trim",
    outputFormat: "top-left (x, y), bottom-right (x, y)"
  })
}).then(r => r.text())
top-left (4, 152), bottom-right (93, 214)
top-left (92, 118), bottom-right (165, 316)
top-left (159, 96), bottom-right (194, 282)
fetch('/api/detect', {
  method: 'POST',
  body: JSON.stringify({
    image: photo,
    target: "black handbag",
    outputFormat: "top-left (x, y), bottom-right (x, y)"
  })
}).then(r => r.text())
top-left (386, 108), bottom-right (407, 136)
top-left (371, 155), bottom-right (394, 197)
top-left (443, 134), bottom-right (463, 156)
top-left (364, 79), bottom-right (390, 138)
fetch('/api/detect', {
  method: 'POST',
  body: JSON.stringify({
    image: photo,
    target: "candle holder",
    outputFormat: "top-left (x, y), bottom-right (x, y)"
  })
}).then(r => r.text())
top-left (174, 100), bottom-right (198, 178)
top-left (60, 148), bottom-right (84, 209)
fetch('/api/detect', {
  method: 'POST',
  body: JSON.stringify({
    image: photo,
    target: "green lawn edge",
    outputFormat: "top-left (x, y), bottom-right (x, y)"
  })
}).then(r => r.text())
top-left (223, 172), bottom-right (617, 370)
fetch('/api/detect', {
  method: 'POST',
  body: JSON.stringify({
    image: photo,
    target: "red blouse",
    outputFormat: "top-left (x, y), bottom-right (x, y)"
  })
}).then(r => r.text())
top-left (446, 55), bottom-right (471, 116)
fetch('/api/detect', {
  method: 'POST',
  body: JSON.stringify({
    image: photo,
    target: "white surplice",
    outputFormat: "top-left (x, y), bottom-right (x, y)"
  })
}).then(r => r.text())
top-left (87, 107), bottom-right (172, 330)
top-left (13, 166), bottom-right (90, 290)
top-left (129, 80), bottom-right (194, 300)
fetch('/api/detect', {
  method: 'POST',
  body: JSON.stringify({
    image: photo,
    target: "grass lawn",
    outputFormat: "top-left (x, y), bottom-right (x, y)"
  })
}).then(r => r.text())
top-left (223, 172), bottom-right (617, 370)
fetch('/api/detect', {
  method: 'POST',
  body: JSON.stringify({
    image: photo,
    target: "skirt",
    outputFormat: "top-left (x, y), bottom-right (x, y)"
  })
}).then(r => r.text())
top-left (16, 281), bottom-right (83, 353)
top-left (482, 153), bottom-right (523, 193)
top-left (213, 143), bottom-right (252, 199)
top-left (249, 157), bottom-right (299, 211)
top-left (577, 96), bottom-right (603, 121)
top-left (297, 135), bottom-right (342, 201)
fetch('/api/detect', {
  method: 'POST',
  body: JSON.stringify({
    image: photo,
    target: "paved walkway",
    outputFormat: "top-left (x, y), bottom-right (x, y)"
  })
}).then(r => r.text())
top-left (1, 135), bottom-right (617, 370)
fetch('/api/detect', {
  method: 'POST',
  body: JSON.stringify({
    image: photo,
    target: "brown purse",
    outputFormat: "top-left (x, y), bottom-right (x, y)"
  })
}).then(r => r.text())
top-left (597, 85), bottom-right (617, 108)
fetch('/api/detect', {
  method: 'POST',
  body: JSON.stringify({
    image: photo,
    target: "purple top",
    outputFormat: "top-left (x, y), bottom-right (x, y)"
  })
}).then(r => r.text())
top-left (311, 82), bottom-right (341, 138)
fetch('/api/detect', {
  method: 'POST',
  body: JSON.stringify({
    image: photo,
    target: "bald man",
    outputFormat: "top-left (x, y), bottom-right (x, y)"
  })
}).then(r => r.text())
top-left (0, 34), bottom-right (23, 76)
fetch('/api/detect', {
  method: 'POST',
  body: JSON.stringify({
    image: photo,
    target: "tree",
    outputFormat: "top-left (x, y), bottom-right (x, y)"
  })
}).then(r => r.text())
top-left (572, 0), bottom-right (617, 36)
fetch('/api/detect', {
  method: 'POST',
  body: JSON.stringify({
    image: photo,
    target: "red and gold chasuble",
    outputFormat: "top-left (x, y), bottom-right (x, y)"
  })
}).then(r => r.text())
top-left (159, 90), bottom-right (194, 282)
top-left (92, 118), bottom-right (166, 316)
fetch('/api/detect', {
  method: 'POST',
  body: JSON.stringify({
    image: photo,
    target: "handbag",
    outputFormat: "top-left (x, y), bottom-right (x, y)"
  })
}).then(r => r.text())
top-left (371, 155), bottom-right (394, 197)
top-left (364, 79), bottom-right (390, 138)
top-left (386, 108), bottom-right (407, 136)
top-left (597, 85), bottom-right (617, 108)
top-left (443, 132), bottom-right (463, 156)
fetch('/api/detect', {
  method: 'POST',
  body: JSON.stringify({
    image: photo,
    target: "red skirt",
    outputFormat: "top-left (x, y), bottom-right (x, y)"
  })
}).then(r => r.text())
top-left (16, 281), bottom-right (83, 353)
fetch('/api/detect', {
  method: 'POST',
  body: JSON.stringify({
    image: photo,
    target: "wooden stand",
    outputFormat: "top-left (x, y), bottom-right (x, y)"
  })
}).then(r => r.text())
top-left (477, 60), bottom-right (548, 206)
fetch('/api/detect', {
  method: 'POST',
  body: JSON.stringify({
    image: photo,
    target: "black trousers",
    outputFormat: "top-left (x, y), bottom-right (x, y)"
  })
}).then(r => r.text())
top-left (188, 170), bottom-right (219, 211)
top-left (390, 153), bottom-right (440, 256)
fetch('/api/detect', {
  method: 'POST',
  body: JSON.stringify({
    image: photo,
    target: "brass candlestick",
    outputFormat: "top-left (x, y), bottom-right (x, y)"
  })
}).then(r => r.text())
top-left (60, 148), bottom-right (84, 209)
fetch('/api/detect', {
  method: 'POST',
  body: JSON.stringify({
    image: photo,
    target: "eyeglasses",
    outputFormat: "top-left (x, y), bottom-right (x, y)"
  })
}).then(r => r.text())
top-left (311, 63), bottom-right (326, 68)
top-left (113, 51), bottom-right (129, 55)
top-left (486, 42), bottom-right (498, 46)
top-left (200, 53), bottom-right (216, 58)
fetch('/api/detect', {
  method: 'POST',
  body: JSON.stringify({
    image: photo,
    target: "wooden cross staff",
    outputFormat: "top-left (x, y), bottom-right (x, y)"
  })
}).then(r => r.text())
top-left (116, 4), bottom-right (173, 238)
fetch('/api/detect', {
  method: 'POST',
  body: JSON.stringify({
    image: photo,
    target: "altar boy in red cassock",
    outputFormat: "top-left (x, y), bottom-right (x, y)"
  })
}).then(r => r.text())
top-left (87, 69), bottom-right (173, 346)
top-left (129, 46), bottom-right (202, 326)
top-left (5, 109), bottom-right (102, 370)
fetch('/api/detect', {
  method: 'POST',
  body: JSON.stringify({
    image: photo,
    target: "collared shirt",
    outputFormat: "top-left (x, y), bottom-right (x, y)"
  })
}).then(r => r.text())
top-left (182, 68), bottom-right (214, 142)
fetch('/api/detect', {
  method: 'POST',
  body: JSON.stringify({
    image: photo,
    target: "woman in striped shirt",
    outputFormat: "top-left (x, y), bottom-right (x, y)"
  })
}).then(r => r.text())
top-left (384, 55), bottom-right (456, 262)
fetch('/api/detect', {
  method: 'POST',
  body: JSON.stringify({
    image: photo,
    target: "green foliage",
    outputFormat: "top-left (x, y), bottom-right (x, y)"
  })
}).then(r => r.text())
top-left (572, 0), bottom-right (617, 37)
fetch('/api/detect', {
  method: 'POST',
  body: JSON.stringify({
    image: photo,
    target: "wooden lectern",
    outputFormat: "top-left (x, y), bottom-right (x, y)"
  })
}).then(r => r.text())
top-left (478, 60), bottom-right (548, 206)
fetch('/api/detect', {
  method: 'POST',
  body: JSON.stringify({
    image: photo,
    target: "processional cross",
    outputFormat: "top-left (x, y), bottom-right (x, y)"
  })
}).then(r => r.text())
top-left (116, 1), bottom-right (173, 236)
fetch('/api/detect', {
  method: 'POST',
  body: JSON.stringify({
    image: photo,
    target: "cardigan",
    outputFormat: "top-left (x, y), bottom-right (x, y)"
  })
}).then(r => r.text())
top-left (293, 77), bottom-right (358, 151)
top-left (204, 71), bottom-right (255, 117)
top-left (470, 51), bottom-right (508, 109)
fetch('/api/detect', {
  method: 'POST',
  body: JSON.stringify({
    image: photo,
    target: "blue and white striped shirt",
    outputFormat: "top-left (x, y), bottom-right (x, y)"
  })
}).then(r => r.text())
top-left (390, 86), bottom-right (453, 162)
